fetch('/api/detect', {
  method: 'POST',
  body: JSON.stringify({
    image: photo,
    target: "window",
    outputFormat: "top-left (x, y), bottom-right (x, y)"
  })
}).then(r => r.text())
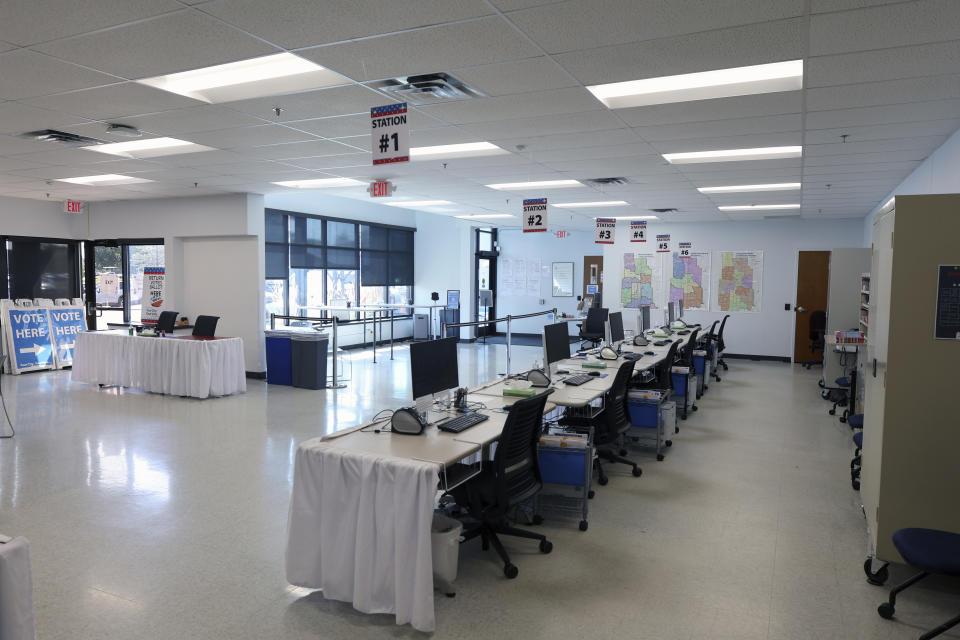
top-left (127, 244), bottom-right (164, 324)
top-left (264, 210), bottom-right (415, 323)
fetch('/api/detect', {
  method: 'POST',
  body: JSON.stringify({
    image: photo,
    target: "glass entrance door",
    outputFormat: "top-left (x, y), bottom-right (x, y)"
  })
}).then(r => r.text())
top-left (475, 229), bottom-right (498, 337)
top-left (93, 245), bottom-right (123, 330)
top-left (83, 240), bottom-right (164, 330)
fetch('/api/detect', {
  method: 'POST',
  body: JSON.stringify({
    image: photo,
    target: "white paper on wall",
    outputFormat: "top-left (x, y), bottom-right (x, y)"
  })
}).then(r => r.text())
top-left (526, 258), bottom-right (541, 296)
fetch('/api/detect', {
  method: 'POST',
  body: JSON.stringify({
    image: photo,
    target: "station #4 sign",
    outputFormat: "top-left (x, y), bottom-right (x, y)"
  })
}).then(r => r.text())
top-left (371, 103), bottom-right (410, 165)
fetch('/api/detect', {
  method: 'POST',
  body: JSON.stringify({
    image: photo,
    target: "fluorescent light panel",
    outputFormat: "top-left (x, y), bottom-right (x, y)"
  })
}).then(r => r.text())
top-left (410, 142), bottom-right (506, 159)
top-left (382, 200), bottom-right (454, 207)
top-left (56, 174), bottom-right (153, 186)
top-left (663, 146), bottom-right (802, 164)
top-left (698, 182), bottom-right (801, 194)
top-left (138, 53), bottom-right (346, 103)
top-left (455, 214), bottom-right (514, 219)
top-left (718, 204), bottom-right (800, 211)
top-left (83, 137), bottom-right (214, 159)
top-left (588, 60), bottom-right (803, 109)
top-left (485, 179), bottom-right (582, 190)
top-left (272, 178), bottom-right (363, 188)
top-left (553, 201), bottom-right (629, 208)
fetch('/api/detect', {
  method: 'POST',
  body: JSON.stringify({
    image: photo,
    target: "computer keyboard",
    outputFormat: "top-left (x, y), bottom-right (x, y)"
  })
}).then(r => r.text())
top-left (563, 374), bottom-right (593, 386)
top-left (622, 353), bottom-right (642, 361)
top-left (437, 412), bottom-right (489, 433)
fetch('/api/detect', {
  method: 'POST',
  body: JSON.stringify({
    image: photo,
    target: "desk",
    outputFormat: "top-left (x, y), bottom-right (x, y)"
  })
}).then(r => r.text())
top-left (71, 331), bottom-right (246, 399)
top-left (0, 535), bottom-right (34, 640)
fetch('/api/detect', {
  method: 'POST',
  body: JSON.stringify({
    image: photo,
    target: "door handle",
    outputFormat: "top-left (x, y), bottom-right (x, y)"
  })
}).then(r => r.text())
top-left (795, 306), bottom-right (807, 313)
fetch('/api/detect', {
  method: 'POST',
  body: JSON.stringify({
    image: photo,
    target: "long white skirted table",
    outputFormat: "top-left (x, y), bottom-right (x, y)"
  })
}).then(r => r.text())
top-left (71, 331), bottom-right (246, 399)
top-left (0, 535), bottom-right (35, 640)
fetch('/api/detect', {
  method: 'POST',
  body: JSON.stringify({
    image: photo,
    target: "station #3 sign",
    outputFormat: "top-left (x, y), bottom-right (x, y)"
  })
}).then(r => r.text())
top-left (6, 309), bottom-right (54, 372)
top-left (595, 218), bottom-right (616, 244)
top-left (371, 103), bottom-right (410, 165)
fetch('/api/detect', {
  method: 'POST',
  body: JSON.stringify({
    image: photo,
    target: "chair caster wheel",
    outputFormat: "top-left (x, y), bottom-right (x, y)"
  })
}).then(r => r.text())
top-left (864, 559), bottom-right (889, 586)
top-left (597, 476), bottom-right (609, 486)
top-left (656, 454), bottom-right (664, 461)
top-left (619, 448), bottom-right (628, 456)
top-left (821, 390), bottom-right (830, 399)
top-left (579, 520), bottom-right (588, 531)
top-left (539, 539), bottom-right (553, 554)
top-left (692, 405), bottom-right (698, 411)
top-left (675, 426), bottom-right (679, 433)
top-left (877, 602), bottom-right (895, 619)
top-left (852, 478), bottom-right (860, 490)
top-left (681, 414), bottom-right (688, 420)
top-left (504, 563), bottom-right (519, 579)
top-left (532, 514), bottom-right (544, 525)
top-left (829, 408), bottom-right (836, 415)
top-left (819, 379), bottom-right (825, 388)
top-left (446, 592), bottom-right (456, 598)
top-left (665, 440), bottom-right (672, 446)
top-left (632, 466), bottom-right (642, 477)
top-left (715, 377), bottom-right (721, 382)
top-left (587, 490), bottom-right (595, 499)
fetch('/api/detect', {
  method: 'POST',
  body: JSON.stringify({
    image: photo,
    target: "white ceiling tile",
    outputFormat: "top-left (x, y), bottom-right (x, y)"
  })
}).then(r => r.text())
top-left (450, 57), bottom-right (577, 97)
top-left (119, 105), bottom-right (266, 135)
top-left (807, 41), bottom-right (960, 88)
top-left (0, 102), bottom-right (92, 135)
top-left (418, 88), bottom-right (601, 125)
top-left (0, 51), bottom-right (120, 100)
top-left (805, 136), bottom-right (946, 157)
top-left (8, 159), bottom-right (162, 178)
top-left (243, 139), bottom-right (360, 161)
top-left (298, 18), bottom-right (541, 82)
top-left (283, 154), bottom-right (371, 171)
top-left (616, 91), bottom-right (802, 127)
top-left (509, 0), bottom-right (803, 54)
top-left (806, 75), bottom-right (960, 112)
top-left (811, 0), bottom-right (906, 12)
top-left (201, 0), bottom-right (492, 49)
top-left (33, 11), bottom-right (279, 79)
top-left (184, 125), bottom-right (316, 149)
top-left (226, 85), bottom-right (387, 121)
top-left (809, 0), bottom-right (960, 57)
top-left (0, 0), bottom-right (183, 46)
top-left (21, 82), bottom-right (202, 119)
top-left (0, 135), bottom-right (61, 156)
top-left (0, 157), bottom-right (55, 172)
top-left (804, 150), bottom-right (930, 167)
top-left (632, 115), bottom-right (802, 143)
top-left (284, 114), bottom-right (370, 139)
top-left (555, 18), bottom-right (804, 86)
top-left (459, 110), bottom-right (624, 139)
top-left (649, 132), bottom-right (802, 154)
top-left (804, 99), bottom-right (960, 129)
top-left (804, 119), bottom-right (960, 144)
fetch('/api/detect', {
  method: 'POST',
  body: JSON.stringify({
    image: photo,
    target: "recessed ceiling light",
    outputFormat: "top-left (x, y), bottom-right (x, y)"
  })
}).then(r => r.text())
top-left (83, 137), bottom-right (214, 159)
top-left (663, 146), bottom-right (802, 164)
top-left (454, 214), bottom-right (514, 219)
top-left (382, 200), bottom-right (455, 207)
top-left (698, 182), bottom-right (801, 193)
top-left (485, 179), bottom-right (583, 190)
top-left (718, 204), bottom-right (801, 211)
top-left (56, 174), bottom-right (153, 186)
top-left (410, 142), bottom-right (507, 159)
top-left (138, 53), bottom-right (345, 103)
top-left (553, 200), bottom-right (629, 208)
top-left (271, 177), bottom-right (364, 188)
top-left (602, 215), bottom-right (659, 220)
top-left (587, 60), bottom-right (803, 109)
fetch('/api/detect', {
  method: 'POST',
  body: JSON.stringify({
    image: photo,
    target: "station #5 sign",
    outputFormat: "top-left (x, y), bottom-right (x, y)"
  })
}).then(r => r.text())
top-left (371, 103), bottom-right (410, 165)
top-left (7, 309), bottom-right (54, 371)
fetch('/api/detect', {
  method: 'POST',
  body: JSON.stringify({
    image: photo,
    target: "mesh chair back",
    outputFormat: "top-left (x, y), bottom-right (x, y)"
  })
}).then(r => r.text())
top-left (654, 339), bottom-right (682, 389)
top-left (581, 307), bottom-right (608, 338)
top-left (681, 329), bottom-right (700, 367)
top-left (599, 359), bottom-right (636, 441)
top-left (717, 314), bottom-right (730, 352)
top-left (707, 320), bottom-right (719, 339)
top-left (156, 311), bottom-right (178, 333)
top-left (192, 315), bottom-right (220, 337)
top-left (493, 389), bottom-right (553, 508)
top-left (809, 310), bottom-right (826, 341)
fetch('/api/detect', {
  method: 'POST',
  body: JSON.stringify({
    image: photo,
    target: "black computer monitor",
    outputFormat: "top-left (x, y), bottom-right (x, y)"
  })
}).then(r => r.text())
top-left (678, 298), bottom-right (684, 318)
top-left (608, 311), bottom-right (624, 344)
top-left (410, 337), bottom-right (459, 400)
top-left (668, 301), bottom-right (676, 325)
top-left (640, 306), bottom-right (651, 332)
top-left (543, 322), bottom-right (571, 369)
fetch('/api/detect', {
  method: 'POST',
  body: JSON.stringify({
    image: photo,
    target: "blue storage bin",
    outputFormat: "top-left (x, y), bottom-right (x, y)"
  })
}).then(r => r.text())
top-left (672, 372), bottom-right (688, 397)
top-left (627, 400), bottom-right (659, 429)
top-left (694, 354), bottom-right (706, 376)
top-left (538, 447), bottom-right (588, 486)
top-left (265, 334), bottom-right (293, 386)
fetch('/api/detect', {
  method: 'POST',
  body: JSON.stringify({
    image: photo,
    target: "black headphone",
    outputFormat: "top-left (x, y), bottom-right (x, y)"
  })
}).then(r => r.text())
top-left (390, 407), bottom-right (426, 435)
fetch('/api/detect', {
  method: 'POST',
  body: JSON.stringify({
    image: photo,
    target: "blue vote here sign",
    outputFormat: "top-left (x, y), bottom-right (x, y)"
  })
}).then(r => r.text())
top-left (48, 307), bottom-right (85, 366)
top-left (7, 309), bottom-right (54, 371)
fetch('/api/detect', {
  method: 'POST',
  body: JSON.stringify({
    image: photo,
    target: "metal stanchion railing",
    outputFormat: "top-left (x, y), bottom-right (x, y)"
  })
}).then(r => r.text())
top-left (440, 307), bottom-right (558, 377)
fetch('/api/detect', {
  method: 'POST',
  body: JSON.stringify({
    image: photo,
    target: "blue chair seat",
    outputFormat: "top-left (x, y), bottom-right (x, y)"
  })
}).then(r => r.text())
top-left (893, 528), bottom-right (960, 576)
top-left (836, 376), bottom-right (851, 387)
top-left (853, 432), bottom-right (863, 448)
top-left (848, 414), bottom-right (864, 428)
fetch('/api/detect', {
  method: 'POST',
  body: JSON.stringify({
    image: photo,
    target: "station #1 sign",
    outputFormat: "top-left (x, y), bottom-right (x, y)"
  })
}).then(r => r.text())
top-left (371, 103), bottom-right (410, 165)
top-left (522, 198), bottom-right (548, 233)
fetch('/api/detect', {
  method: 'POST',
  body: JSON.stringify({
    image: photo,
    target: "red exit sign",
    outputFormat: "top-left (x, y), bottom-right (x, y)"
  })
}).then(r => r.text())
top-left (63, 200), bottom-right (85, 214)
top-left (368, 181), bottom-right (394, 197)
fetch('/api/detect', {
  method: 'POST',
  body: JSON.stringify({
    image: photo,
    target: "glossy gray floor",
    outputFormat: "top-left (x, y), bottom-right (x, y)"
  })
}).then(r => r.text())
top-left (1, 345), bottom-right (958, 639)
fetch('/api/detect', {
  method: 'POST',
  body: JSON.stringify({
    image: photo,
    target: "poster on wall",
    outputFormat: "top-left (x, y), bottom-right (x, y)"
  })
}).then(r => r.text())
top-left (629, 221), bottom-right (647, 242)
top-left (526, 258), bottom-right (541, 296)
top-left (141, 267), bottom-right (165, 325)
top-left (714, 251), bottom-right (764, 313)
top-left (522, 198), bottom-right (548, 233)
top-left (594, 218), bottom-right (616, 244)
top-left (99, 272), bottom-right (120, 303)
top-left (48, 306), bottom-right (86, 368)
top-left (4, 308), bottom-right (54, 374)
top-left (670, 250), bottom-right (711, 312)
top-left (934, 265), bottom-right (960, 339)
top-left (621, 253), bottom-right (663, 310)
top-left (552, 262), bottom-right (574, 297)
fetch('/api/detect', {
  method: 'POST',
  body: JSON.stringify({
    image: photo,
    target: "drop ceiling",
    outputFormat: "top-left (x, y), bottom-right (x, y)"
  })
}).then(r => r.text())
top-left (0, 0), bottom-right (957, 226)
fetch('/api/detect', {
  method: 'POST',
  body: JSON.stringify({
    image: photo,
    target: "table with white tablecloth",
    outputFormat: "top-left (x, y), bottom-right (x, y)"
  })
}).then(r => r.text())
top-left (71, 331), bottom-right (246, 399)
top-left (0, 535), bottom-right (35, 640)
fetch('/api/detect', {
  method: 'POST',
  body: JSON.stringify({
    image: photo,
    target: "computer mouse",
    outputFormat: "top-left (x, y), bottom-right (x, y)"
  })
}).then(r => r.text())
top-left (645, 351), bottom-right (656, 356)
top-left (588, 371), bottom-right (601, 377)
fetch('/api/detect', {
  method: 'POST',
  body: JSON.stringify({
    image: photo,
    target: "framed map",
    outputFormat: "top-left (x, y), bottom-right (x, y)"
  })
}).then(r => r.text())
top-left (715, 251), bottom-right (763, 312)
top-left (669, 251), bottom-right (711, 311)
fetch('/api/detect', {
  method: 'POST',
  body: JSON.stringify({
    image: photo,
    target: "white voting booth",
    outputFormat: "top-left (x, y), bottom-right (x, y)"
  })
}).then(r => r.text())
top-left (0, 299), bottom-right (85, 374)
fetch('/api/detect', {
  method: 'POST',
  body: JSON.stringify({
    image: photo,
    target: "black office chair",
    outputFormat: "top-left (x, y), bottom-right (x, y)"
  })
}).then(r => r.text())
top-left (702, 320), bottom-right (719, 393)
top-left (676, 328), bottom-right (700, 418)
top-left (452, 390), bottom-right (554, 579)
top-left (804, 310), bottom-right (827, 369)
top-left (714, 314), bottom-right (730, 380)
top-left (192, 315), bottom-right (219, 337)
top-left (561, 360), bottom-right (642, 485)
top-left (156, 310), bottom-right (178, 334)
top-left (578, 307), bottom-right (607, 349)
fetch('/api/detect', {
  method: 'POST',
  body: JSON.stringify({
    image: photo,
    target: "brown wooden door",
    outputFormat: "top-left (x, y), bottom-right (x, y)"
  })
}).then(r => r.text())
top-left (793, 250), bottom-right (831, 363)
top-left (583, 256), bottom-right (603, 306)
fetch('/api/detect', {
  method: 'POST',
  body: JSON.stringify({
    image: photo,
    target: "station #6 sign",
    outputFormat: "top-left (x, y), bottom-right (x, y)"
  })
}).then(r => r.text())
top-left (7, 309), bottom-right (54, 372)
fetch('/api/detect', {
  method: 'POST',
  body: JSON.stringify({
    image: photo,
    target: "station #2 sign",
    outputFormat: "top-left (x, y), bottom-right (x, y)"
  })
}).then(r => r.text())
top-left (371, 103), bottom-right (410, 165)
top-left (522, 198), bottom-right (548, 233)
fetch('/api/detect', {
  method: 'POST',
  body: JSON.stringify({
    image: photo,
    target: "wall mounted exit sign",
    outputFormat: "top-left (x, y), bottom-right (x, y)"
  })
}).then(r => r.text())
top-left (63, 200), bottom-right (85, 214)
top-left (367, 180), bottom-right (395, 197)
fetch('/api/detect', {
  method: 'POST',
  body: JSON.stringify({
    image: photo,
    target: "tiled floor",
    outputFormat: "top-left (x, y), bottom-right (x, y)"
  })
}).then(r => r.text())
top-left (1, 344), bottom-right (958, 639)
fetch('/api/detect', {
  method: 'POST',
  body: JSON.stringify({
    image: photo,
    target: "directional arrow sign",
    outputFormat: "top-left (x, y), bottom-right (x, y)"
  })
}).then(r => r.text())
top-left (6, 308), bottom-right (54, 372)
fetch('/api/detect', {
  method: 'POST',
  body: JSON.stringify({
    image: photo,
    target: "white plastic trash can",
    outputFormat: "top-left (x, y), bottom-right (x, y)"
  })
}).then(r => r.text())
top-left (431, 513), bottom-right (462, 596)
top-left (661, 401), bottom-right (677, 437)
top-left (687, 376), bottom-right (696, 408)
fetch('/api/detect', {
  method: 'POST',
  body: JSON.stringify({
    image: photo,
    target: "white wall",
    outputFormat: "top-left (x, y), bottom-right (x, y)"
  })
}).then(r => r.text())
top-left (496, 228), bottom-right (595, 334)
top-left (602, 218), bottom-right (864, 359)
top-left (413, 211), bottom-right (473, 340)
top-left (863, 126), bottom-right (960, 245)
top-left (0, 195), bottom-right (86, 238)
top-left (826, 248), bottom-right (871, 334)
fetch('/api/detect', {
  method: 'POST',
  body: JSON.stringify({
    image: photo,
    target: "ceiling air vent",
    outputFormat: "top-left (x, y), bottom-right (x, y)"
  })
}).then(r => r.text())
top-left (650, 208), bottom-right (678, 214)
top-left (19, 129), bottom-right (104, 146)
top-left (583, 177), bottom-right (630, 186)
top-left (369, 73), bottom-right (485, 104)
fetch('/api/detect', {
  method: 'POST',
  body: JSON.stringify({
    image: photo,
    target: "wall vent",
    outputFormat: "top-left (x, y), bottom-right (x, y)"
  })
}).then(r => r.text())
top-left (650, 208), bottom-right (678, 214)
top-left (369, 73), bottom-right (484, 104)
